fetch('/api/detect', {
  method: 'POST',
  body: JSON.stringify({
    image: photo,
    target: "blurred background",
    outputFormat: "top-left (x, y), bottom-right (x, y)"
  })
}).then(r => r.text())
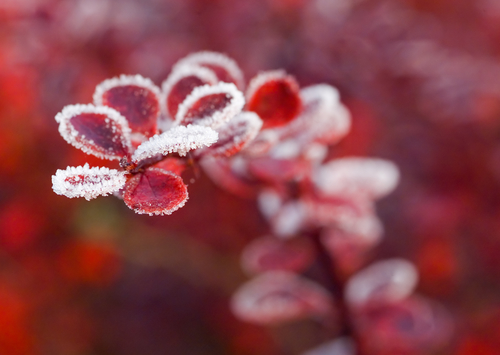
top-left (1, 0), bottom-right (500, 354)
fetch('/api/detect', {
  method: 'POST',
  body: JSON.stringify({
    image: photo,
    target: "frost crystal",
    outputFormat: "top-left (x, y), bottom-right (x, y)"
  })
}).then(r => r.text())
top-left (175, 82), bottom-right (245, 128)
top-left (172, 51), bottom-right (245, 90)
top-left (55, 104), bottom-right (132, 160)
top-left (345, 258), bottom-right (419, 308)
top-left (313, 157), bottom-right (400, 200)
top-left (93, 74), bottom-right (161, 106)
top-left (132, 124), bottom-right (218, 162)
top-left (52, 164), bottom-right (127, 201)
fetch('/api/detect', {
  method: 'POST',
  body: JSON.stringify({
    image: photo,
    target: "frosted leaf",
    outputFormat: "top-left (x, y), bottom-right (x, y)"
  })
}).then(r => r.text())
top-left (56, 104), bottom-right (132, 160)
top-left (231, 271), bottom-right (333, 325)
top-left (172, 51), bottom-right (245, 90)
top-left (175, 82), bottom-right (245, 128)
top-left (271, 200), bottom-right (308, 238)
top-left (132, 124), bottom-right (218, 162)
top-left (313, 158), bottom-right (400, 200)
top-left (93, 74), bottom-right (161, 137)
top-left (240, 236), bottom-right (314, 275)
top-left (161, 65), bottom-right (218, 119)
top-left (197, 111), bottom-right (263, 157)
top-left (246, 70), bottom-right (302, 129)
top-left (345, 258), bottom-right (419, 308)
top-left (52, 164), bottom-right (127, 201)
top-left (123, 167), bottom-right (188, 216)
top-left (302, 337), bottom-right (356, 355)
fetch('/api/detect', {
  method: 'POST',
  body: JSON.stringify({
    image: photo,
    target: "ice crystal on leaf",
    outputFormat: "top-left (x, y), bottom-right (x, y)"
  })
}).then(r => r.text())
top-left (172, 51), bottom-right (245, 90)
top-left (132, 124), bottom-right (218, 162)
top-left (52, 164), bottom-right (126, 201)
top-left (93, 74), bottom-right (161, 138)
top-left (51, 52), bottom-right (259, 215)
top-left (55, 104), bottom-right (133, 160)
top-left (175, 82), bottom-right (245, 128)
top-left (161, 65), bottom-right (219, 119)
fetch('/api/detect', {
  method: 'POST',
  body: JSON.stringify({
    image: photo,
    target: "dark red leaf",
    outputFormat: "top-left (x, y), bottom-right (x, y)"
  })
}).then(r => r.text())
top-left (56, 104), bottom-right (132, 160)
top-left (123, 168), bottom-right (188, 215)
top-left (175, 82), bottom-right (244, 127)
top-left (94, 75), bottom-right (160, 137)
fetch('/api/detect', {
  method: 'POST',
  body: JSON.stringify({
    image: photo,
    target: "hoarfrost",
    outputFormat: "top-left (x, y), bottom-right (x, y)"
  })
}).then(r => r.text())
top-left (55, 104), bottom-right (132, 160)
top-left (132, 124), bottom-right (218, 162)
top-left (175, 82), bottom-right (245, 128)
top-left (52, 163), bottom-right (127, 201)
top-left (161, 64), bottom-right (218, 117)
top-left (93, 74), bottom-right (161, 106)
top-left (172, 51), bottom-right (245, 90)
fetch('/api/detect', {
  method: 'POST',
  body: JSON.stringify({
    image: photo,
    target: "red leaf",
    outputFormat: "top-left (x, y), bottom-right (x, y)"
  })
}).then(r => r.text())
top-left (56, 104), bottom-right (132, 160)
top-left (94, 75), bottom-right (160, 137)
top-left (161, 65), bottom-right (218, 119)
top-left (123, 168), bottom-right (188, 215)
top-left (246, 70), bottom-right (302, 129)
top-left (175, 83), bottom-right (244, 128)
top-left (151, 157), bottom-right (187, 176)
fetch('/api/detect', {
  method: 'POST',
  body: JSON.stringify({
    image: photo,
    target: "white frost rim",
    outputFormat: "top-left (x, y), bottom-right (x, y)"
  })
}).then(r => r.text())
top-left (52, 163), bottom-right (127, 201)
top-left (132, 124), bottom-right (219, 162)
top-left (160, 65), bottom-right (219, 118)
top-left (56, 104), bottom-right (132, 160)
top-left (175, 82), bottom-right (245, 128)
top-left (93, 74), bottom-right (161, 106)
top-left (172, 51), bottom-right (245, 90)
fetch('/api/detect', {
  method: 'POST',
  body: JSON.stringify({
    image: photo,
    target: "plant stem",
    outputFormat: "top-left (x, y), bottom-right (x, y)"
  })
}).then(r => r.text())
top-left (308, 229), bottom-right (364, 355)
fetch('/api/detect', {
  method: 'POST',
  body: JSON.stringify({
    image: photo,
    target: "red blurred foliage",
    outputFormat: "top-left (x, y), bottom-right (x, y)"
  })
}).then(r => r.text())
top-left (0, 0), bottom-right (500, 354)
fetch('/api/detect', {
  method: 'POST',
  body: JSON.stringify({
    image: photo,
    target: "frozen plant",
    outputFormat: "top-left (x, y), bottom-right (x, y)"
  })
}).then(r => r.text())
top-left (52, 53), bottom-right (263, 215)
